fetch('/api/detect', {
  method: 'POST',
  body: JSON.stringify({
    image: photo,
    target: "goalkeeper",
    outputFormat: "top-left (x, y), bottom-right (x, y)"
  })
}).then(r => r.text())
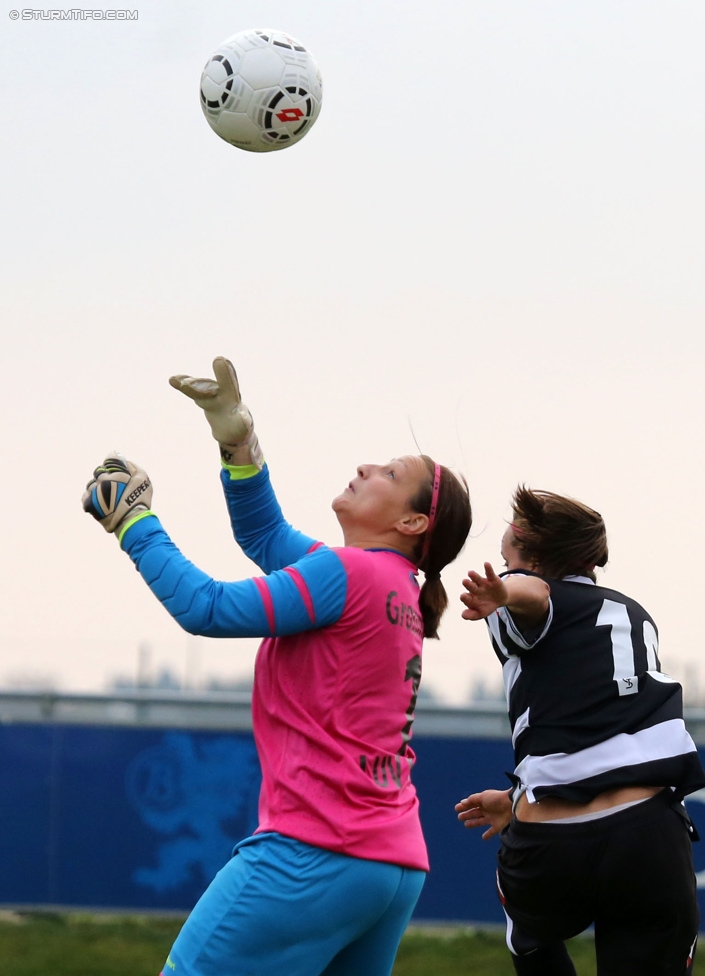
top-left (82, 357), bottom-right (472, 976)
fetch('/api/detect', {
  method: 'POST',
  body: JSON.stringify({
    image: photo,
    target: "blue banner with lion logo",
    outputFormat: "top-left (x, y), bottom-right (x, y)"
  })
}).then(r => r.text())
top-left (2, 722), bottom-right (705, 925)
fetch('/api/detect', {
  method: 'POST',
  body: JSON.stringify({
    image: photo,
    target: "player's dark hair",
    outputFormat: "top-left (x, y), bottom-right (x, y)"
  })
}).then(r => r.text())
top-left (412, 456), bottom-right (472, 639)
top-left (510, 486), bottom-right (608, 581)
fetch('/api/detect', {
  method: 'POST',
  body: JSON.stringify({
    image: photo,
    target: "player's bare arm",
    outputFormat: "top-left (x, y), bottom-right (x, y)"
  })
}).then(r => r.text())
top-left (460, 562), bottom-right (549, 625)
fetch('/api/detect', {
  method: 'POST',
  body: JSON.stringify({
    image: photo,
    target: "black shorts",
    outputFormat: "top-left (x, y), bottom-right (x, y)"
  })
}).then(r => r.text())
top-left (496, 789), bottom-right (699, 975)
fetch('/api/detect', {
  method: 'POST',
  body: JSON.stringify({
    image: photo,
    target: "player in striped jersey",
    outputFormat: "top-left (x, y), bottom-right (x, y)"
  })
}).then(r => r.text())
top-left (456, 487), bottom-right (705, 976)
top-left (82, 358), bottom-right (472, 976)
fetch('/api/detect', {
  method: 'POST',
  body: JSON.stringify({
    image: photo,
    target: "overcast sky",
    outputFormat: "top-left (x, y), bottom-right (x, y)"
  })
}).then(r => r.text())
top-left (2, 0), bottom-right (705, 704)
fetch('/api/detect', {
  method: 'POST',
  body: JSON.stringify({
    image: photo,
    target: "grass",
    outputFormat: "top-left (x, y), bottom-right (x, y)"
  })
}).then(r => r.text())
top-left (395, 927), bottom-right (597, 975)
top-left (0, 912), bottom-right (182, 976)
top-left (0, 912), bottom-right (617, 975)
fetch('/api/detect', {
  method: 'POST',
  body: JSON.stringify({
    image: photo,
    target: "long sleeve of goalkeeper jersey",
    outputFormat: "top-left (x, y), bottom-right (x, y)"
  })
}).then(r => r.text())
top-left (220, 464), bottom-right (320, 573)
top-left (120, 515), bottom-right (348, 638)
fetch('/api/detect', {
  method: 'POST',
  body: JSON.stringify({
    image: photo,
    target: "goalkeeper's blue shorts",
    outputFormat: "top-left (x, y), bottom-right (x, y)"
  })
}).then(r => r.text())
top-left (159, 831), bottom-right (426, 976)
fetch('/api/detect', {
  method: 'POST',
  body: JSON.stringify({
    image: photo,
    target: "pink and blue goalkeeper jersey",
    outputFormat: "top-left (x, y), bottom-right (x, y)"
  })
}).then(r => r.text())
top-left (121, 465), bottom-right (429, 871)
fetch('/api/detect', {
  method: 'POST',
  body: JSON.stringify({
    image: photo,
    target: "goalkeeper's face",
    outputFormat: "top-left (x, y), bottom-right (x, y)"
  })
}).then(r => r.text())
top-left (331, 455), bottom-right (430, 543)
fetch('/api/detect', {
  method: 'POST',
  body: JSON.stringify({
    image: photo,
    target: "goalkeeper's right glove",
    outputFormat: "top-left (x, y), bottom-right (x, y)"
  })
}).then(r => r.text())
top-left (82, 456), bottom-right (153, 541)
top-left (169, 357), bottom-right (264, 469)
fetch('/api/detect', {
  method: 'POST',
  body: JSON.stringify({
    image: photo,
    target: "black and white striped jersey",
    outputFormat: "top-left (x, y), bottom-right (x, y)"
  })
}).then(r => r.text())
top-left (488, 572), bottom-right (705, 804)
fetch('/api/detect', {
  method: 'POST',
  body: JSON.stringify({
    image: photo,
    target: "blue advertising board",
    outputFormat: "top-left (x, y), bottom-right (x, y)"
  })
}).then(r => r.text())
top-left (1, 721), bottom-right (704, 927)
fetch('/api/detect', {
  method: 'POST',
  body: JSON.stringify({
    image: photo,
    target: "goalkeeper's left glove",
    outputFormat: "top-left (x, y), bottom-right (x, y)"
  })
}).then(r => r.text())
top-left (82, 456), bottom-right (153, 540)
top-left (169, 357), bottom-right (264, 469)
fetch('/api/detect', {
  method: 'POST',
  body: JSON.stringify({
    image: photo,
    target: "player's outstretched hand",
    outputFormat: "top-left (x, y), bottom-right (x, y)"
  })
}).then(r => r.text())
top-left (82, 456), bottom-right (153, 539)
top-left (169, 357), bottom-right (263, 468)
top-left (455, 789), bottom-right (512, 840)
top-left (460, 562), bottom-right (509, 620)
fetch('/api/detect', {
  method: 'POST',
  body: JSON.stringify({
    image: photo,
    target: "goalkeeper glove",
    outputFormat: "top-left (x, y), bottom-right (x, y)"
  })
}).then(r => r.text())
top-left (82, 456), bottom-right (153, 539)
top-left (169, 357), bottom-right (264, 468)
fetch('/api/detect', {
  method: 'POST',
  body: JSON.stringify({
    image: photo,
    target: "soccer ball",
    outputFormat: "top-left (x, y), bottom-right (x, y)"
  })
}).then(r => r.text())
top-left (199, 28), bottom-right (323, 153)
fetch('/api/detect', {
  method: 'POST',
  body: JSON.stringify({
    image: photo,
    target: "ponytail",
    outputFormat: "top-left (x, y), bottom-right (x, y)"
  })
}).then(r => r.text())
top-left (413, 456), bottom-right (472, 639)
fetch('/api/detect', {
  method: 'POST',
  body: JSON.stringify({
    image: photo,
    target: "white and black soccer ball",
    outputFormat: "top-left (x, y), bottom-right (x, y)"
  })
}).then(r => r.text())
top-left (199, 28), bottom-right (323, 153)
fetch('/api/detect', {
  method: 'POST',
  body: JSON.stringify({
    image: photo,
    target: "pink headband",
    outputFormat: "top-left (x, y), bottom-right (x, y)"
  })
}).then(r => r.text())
top-left (421, 463), bottom-right (441, 564)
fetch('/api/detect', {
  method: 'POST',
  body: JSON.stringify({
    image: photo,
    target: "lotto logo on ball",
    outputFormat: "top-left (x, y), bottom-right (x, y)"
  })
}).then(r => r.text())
top-left (199, 27), bottom-right (323, 153)
top-left (277, 108), bottom-right (304, 123)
